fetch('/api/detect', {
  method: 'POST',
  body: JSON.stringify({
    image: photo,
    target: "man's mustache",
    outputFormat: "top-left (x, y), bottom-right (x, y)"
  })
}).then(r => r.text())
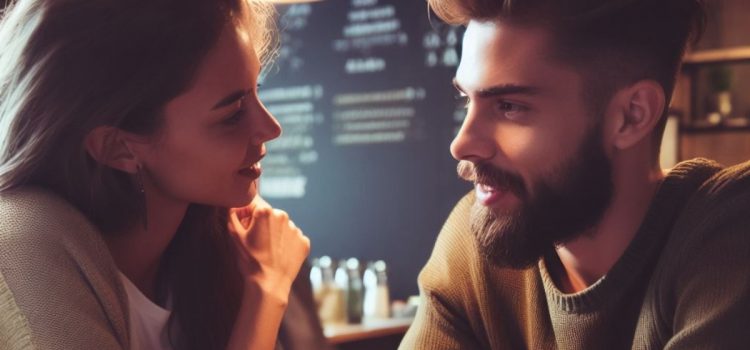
top-left (457, 160), bottom-right (527, 198)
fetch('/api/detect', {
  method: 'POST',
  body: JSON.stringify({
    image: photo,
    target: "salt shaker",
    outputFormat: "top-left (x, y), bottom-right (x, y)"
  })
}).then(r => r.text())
top-left (364, 260), bottom-right (390, 320)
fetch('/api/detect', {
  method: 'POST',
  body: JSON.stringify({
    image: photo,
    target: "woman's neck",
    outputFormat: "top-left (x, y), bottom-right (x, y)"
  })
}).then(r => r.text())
top-left (104, 189), bottom-right (189, 303)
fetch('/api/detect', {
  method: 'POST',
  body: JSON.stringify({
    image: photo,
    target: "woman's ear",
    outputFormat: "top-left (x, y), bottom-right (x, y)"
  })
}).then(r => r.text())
top-left (84, 126), bottom-right (144, 174)
top-left (608, 80), bottom-right (666, 150)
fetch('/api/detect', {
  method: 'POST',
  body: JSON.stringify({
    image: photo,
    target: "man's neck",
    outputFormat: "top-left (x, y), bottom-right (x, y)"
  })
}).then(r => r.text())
top-left (552, 165), bottom-right (666, 293)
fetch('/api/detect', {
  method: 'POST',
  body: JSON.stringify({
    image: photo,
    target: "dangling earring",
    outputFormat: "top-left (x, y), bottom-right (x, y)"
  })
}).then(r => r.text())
top-left (136, 165), bottom-right (148, 230)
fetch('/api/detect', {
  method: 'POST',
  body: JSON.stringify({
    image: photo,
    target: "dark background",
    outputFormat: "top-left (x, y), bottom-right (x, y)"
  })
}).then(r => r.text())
top-left (259, 0), bottom-right (470, 301)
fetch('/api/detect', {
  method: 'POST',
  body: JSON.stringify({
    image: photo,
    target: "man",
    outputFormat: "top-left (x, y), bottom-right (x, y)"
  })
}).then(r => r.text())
top-left (401, 0), bottom-right (750, 348)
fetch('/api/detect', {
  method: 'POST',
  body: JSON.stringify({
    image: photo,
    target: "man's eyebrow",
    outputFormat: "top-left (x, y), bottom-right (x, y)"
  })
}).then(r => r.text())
top-left (211, 89), bottom-right (250, 111)
top-left (453, 78), bottom-right (541, 98)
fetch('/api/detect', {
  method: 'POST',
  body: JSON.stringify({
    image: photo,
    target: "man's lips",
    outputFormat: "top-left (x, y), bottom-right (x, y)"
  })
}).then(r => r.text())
top-left (475, 183), bottom-right (505, 206)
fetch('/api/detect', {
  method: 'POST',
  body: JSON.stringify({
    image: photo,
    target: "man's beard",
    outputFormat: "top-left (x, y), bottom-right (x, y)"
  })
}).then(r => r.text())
top-left (457, 127), bottom-right (613, 269)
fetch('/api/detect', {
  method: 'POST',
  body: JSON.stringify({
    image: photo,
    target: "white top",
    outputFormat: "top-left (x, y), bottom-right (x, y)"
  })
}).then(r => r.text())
top-left (119, 272), bottom-right (173, 350)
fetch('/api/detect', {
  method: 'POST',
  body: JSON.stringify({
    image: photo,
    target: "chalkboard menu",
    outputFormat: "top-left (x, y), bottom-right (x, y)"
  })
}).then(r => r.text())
top-left (259, 0), bottom-right (471, 300)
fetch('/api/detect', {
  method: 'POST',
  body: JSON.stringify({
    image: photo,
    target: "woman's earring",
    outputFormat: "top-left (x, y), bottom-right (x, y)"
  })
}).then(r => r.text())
top-left (136, 165), bottom-right (148, 230)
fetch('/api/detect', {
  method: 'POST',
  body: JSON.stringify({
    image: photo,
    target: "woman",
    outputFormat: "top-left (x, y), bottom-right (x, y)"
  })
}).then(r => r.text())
top-left (0, 0), bottom-right (310, 349)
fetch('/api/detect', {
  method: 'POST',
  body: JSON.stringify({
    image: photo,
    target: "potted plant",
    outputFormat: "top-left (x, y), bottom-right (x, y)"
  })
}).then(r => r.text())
top-left (706, 65), bottom-right (732, 124)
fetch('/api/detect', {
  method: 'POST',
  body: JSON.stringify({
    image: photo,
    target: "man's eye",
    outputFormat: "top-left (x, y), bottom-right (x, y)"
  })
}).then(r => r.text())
top-left (497, 101), bottom-right (521, 112)
top-left (455, 94), bottom-right (470, 108)
top-left (496, 101), bottom-right (528, 120)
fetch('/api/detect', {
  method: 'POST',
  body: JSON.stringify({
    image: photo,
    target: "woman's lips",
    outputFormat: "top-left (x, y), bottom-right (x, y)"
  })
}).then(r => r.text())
top-left (475, 183), bottom-right (504, 206)
top-left (238, 163), bottom-right (262, 179)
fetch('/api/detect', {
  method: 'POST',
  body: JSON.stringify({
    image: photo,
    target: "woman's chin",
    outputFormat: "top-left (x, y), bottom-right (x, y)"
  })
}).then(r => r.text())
top-left (227, 194), bottom-right (254, 208)
top-left (227, 181), bottom-right (257, 207)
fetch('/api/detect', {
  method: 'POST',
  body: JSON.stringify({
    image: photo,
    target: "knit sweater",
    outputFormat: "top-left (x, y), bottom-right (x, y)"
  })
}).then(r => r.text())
top-left (0, 188), bottom-right (331, 350)
top-left (0, 188), bottom-right (130, 350)
top-left (400, 159), bottom-right (750, 349)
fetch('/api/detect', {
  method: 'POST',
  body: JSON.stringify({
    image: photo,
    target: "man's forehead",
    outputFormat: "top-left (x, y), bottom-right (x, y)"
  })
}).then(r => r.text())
top-left (459, 22), bottom-right (557, 83)
top-left (461, 20), bottom-right (583, 85)
top-left (465, 19), bottom-right (555, 53)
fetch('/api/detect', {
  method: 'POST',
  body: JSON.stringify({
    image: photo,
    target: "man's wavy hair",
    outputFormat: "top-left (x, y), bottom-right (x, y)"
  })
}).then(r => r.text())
top-left (429, 0), bottom-right (706, 154)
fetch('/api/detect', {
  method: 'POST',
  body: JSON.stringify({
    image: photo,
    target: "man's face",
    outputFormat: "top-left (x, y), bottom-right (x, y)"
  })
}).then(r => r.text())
top-left (452, 20), bottom-right (614, 268)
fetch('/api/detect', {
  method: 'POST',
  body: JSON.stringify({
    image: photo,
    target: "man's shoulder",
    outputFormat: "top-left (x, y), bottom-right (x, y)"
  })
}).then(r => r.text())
top-left (658, 158), bottom-right (749, 234)
top-left (638, 161), bottom-right (750, 346)
top-left (695, 159), bottom-right (750, 201)
top-left (672, 159), bottom-right (750, 229)
top-left (656, 160), bottom-right (750, 285)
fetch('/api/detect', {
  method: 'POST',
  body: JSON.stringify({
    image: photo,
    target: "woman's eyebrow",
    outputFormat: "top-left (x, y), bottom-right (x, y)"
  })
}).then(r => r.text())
top-left (211, 89), bottom-right (250, 111)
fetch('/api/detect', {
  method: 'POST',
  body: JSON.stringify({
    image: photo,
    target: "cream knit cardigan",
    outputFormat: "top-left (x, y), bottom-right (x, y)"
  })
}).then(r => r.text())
top-left (0, 188), bottom-right (129, 349)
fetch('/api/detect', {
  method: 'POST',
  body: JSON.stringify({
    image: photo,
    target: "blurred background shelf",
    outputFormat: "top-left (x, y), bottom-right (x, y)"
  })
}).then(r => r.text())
top-left (666, 0), bottom-right (750, 168)
top-left (683, 46), bottom-right (750, 65)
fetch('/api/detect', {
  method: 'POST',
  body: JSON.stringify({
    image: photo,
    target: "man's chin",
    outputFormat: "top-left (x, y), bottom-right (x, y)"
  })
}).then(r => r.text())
top-left (470, 203), bottom-right (548, 269)
top-left (479, 237), bottom-right (549, 270)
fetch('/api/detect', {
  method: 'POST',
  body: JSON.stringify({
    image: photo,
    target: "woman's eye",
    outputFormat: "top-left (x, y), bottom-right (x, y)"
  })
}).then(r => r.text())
top-left (222, 110), bottom-right (244, 125)
top-left (222, 96), bottom-right (248, 126)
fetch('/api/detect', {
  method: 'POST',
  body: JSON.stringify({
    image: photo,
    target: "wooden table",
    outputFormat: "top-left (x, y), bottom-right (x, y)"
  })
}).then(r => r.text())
top-left (324, 317), bottom-right (414, 350)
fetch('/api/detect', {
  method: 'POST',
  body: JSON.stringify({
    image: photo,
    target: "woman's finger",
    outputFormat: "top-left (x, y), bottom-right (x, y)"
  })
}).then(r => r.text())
top-left (229, 209), bottom-right (247, 233)
top-left (247, 207), bottom-right (273, 248)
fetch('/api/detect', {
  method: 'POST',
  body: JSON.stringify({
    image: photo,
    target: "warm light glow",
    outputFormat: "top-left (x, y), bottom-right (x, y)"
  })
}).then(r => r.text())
top-left (256, 0), bottom-right (322, 3)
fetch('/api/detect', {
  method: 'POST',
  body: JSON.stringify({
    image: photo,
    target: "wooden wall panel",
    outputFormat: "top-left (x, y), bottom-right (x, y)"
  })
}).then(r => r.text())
top-left (680, 131), bottom-right (750, 166)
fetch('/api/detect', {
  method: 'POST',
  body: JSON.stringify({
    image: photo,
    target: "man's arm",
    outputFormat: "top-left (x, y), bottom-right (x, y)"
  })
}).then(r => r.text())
top-left (400, 282), bottom-right (483, 350)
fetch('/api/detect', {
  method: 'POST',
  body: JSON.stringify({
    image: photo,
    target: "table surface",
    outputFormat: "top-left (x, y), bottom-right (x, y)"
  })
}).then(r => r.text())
top-left (323, 317), bottom-right (414, 345)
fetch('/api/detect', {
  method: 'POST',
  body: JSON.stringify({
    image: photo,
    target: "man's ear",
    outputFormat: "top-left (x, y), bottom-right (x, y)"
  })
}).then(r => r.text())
top-left (84, 126), bottom-right (144, 174)
top-left (607, 80), bottom-right (665, 150)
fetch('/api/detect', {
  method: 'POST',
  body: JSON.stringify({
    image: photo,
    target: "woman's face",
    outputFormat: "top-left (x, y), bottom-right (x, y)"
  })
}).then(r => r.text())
top-left (135, 24), bottom-right (281, 208)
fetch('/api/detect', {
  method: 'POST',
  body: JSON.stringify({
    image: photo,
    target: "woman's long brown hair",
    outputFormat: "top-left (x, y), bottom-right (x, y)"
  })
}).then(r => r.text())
top-left (0, 0), bottom-right (276, 348)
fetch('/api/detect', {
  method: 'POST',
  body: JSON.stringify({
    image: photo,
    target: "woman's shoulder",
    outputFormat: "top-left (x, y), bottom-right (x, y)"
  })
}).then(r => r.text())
top-left (0, 186), bottom-right (85, 220)
top-left (0, 186), bottom-right (99, 246)
top-left (0, 187), bottom-right (129, 349)
top-left (0, 186), bottom-right (113, 271)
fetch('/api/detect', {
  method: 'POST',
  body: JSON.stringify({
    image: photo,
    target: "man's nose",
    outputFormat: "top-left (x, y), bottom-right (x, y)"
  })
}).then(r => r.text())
top-left (450, 108), bottom-right (496, 162)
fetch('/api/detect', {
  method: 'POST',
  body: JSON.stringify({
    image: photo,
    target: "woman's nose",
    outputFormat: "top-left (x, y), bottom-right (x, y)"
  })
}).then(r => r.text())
top-left (251, 100), bottom-right (282, 144)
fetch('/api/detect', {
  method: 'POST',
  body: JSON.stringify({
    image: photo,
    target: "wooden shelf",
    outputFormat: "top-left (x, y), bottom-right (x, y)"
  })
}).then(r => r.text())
top-left (683, 46), bottom-right (750, 65)
top-left (681, 124), bottom-right (750, 134)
